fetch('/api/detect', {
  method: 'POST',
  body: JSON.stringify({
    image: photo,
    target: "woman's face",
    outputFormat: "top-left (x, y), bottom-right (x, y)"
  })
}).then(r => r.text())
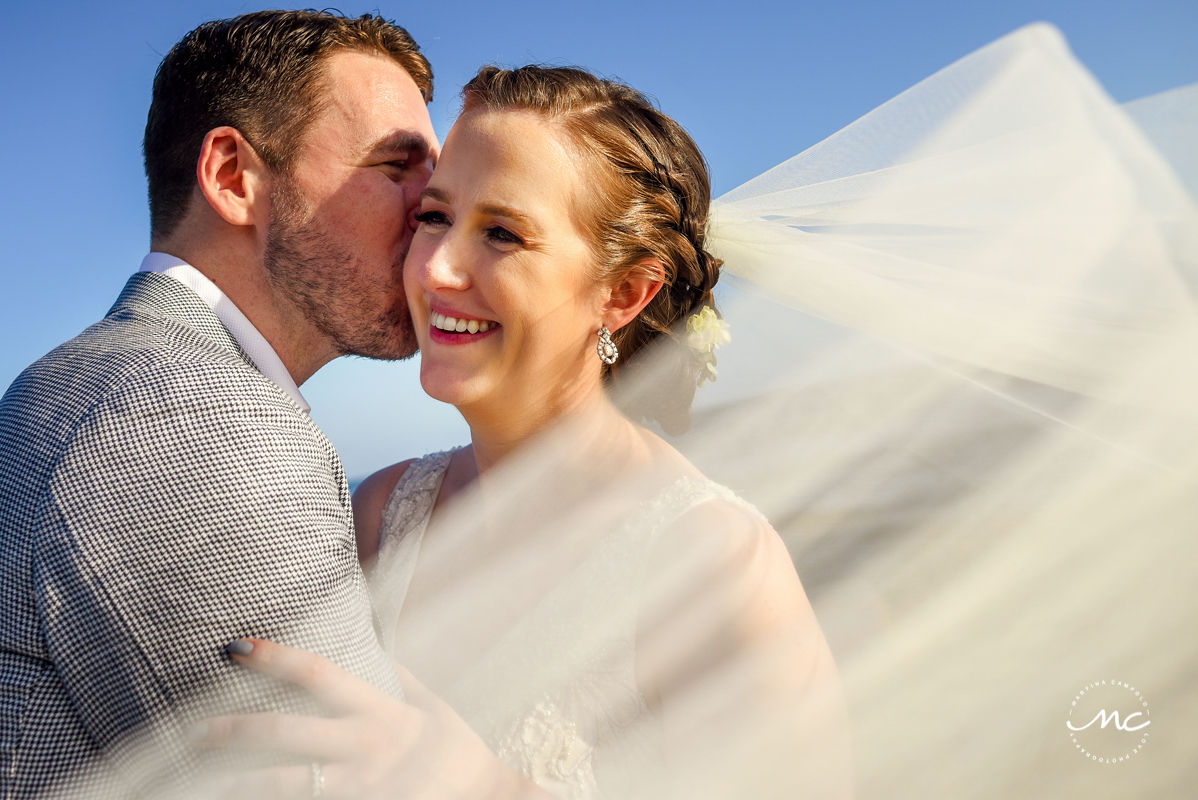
top-left (404, 108), bottom-right (607, 422)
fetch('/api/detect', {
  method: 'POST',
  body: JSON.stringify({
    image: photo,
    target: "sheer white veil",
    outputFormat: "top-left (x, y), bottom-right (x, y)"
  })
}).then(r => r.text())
top-left (677, 22), bottom-right (1198, 797)
top-left (71, 22), bottom-right (1197, 799)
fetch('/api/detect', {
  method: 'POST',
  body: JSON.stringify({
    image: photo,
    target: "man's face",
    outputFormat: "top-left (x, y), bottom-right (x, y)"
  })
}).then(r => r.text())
top-left (264, 49), bottom-right (438, 361)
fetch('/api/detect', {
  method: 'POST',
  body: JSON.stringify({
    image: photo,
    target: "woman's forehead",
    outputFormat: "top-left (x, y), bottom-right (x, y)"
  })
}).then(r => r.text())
top-left (434, 110), bottom-right (588, 211)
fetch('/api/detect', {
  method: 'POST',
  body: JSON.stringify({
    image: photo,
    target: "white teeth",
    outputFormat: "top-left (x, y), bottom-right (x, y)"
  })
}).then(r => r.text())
top-left (430, 311), bottom-right (495, 334)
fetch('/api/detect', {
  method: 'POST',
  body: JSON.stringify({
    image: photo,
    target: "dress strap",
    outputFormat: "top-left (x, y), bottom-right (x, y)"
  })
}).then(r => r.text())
top-left (369, 449), bottom-right (455, 652)
top-left (378, 449), bottom-right (455, 549)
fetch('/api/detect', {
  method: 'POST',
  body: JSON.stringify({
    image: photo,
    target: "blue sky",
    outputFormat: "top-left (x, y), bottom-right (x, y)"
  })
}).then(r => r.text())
top-left (2, 0), bottom-right (1195, 479)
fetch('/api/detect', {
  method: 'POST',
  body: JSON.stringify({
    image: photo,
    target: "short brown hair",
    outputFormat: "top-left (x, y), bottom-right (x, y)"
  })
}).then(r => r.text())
top-left (144, 10), bottom-right (433, 240)
top-left (462, 66), bottom-right (722, 433)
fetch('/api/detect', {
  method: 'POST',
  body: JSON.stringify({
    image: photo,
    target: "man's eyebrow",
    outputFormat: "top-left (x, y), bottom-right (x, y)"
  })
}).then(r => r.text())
top-left (363, 131), bottom-right (431, 159)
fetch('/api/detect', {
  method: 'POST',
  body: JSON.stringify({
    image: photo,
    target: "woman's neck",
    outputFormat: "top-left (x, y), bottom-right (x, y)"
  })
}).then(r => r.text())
top-left (463, 386), bottom-right (622, 475)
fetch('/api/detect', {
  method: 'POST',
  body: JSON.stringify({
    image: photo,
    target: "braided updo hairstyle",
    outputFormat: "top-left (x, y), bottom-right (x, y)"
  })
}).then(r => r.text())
top-left (461, 65), bottom-right (723, 433)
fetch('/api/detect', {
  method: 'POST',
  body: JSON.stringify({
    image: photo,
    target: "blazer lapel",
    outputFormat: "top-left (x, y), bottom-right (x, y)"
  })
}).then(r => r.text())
top-left (107, 271), bottom-right (255, 369)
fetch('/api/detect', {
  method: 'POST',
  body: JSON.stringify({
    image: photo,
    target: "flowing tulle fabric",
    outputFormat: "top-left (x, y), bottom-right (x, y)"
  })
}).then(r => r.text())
top-left (73, 23), bottom-right (1197, 799)
top-left (685, 23), bottom-right (1198, 797)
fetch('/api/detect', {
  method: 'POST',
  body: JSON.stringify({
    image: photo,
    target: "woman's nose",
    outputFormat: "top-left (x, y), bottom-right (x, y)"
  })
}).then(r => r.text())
top-left (415, 238), bottom-right (471, 292)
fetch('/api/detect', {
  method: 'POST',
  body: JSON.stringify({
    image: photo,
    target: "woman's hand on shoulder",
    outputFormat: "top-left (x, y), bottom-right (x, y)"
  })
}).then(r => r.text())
top-left (352, 460), bottom-right (415, 567)
top-left (192, 638), bottom-right (554, 799)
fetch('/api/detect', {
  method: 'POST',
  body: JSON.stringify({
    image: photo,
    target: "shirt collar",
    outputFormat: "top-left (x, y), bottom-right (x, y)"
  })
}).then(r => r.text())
top-left (139, 252), bottom-right (311, 414)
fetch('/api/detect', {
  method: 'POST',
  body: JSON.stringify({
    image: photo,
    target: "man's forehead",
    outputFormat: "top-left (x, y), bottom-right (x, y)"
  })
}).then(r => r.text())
top-left (317, 48), bottom-right (425, 100)
top-left (303, 51), bottom-right (434, 147)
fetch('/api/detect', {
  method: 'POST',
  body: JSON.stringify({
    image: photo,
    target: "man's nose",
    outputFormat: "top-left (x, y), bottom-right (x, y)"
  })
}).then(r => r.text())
top-left (405, 154), bottom-right (438, 232)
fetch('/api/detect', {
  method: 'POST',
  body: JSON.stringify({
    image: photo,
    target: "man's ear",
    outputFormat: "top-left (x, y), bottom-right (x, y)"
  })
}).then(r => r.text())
top-left (603, 258), bottom-right (665, 331)
top-left (195, 126), bottom-right (270, 228)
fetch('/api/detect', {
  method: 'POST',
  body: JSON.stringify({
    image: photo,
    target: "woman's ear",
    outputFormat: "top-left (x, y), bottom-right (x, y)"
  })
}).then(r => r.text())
top-left (195, 126), bottom-right (270, 228)
top-left (603, 258), bottom-right (665, 331)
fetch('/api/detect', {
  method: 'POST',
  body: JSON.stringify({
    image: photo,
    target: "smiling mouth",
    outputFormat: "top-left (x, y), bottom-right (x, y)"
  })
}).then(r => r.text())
top-left (430, 310), bottom-right (499, 335)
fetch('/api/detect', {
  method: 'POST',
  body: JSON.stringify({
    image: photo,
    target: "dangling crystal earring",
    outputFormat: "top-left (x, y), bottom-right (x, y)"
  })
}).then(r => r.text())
top-left (596, 325), bottom-right (618, 365)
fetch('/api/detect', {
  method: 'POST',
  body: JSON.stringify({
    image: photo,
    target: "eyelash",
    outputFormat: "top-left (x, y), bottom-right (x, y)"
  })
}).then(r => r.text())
top-left (414, 211), bottom-right (525, 247)
top-left (381, 160), bottom-right (410, 176)
top-left (486, 226), bottom-right (524, 246)
top-left (414, 210), bottom-right (448, 226)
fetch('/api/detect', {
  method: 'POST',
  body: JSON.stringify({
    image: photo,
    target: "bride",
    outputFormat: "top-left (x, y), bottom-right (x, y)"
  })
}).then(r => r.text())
top-left (195, 64), bottom-right (852, 799)
top-left (190, 23), bottom-right (1197, 800)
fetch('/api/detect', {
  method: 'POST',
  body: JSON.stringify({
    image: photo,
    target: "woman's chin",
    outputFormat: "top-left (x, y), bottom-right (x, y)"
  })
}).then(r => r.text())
top-left (419, 368), bottom-right (485, 411)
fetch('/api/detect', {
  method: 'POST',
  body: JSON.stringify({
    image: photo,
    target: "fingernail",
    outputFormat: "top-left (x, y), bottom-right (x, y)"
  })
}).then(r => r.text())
top-left (186, 721), bottom-right (208, 741)
top-left (225, 639), bottom-right (254, 657)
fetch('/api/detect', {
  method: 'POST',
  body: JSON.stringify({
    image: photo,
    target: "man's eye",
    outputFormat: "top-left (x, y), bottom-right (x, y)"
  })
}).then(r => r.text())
top-left (415, 210), bottom-right (449, 227)
top-left (487, 226), bottom-right (523, 246)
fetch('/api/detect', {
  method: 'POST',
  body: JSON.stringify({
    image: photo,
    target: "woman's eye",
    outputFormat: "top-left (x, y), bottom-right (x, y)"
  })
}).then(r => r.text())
top-left (486, 226), bottom-right (524, 246)
top-left (415, 210), bottom-right (449, 227)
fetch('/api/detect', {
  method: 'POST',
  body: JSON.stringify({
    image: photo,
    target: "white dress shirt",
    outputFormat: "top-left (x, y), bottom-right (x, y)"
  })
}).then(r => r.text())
top-left (139, 252), bottom-right (310, 413)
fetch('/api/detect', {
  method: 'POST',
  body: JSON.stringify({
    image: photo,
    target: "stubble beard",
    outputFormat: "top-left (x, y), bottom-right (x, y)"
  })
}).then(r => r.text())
top-left (263, 178), bottom-right (417, 361)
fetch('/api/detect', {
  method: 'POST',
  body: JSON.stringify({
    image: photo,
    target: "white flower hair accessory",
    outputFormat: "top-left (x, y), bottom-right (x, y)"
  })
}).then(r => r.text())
top-left (685, 306), bottom-right (731, 386)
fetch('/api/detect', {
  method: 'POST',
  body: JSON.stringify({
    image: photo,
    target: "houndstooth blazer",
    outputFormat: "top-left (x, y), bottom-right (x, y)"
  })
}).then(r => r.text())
top-left (0, 272), bottom-right (402, 797)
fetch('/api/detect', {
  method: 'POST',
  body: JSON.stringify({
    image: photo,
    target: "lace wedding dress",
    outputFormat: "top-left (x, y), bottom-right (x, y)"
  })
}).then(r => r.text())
top-left (369, 451), bottom-right (768, 799)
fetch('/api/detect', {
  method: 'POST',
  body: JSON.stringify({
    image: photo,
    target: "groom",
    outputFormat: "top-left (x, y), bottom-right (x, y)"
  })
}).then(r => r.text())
top-left (0, 10), bottom-right (437, 795)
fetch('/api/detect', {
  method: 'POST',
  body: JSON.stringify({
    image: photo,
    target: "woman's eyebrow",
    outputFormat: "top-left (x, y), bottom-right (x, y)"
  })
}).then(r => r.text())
top-left (419, 187), bottom-right (544, 238)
